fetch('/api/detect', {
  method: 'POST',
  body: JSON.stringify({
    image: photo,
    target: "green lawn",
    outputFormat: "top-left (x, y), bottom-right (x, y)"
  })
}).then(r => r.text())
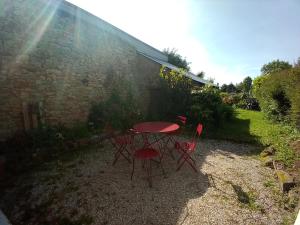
top-left (212, 109), bottom-right (300, 166)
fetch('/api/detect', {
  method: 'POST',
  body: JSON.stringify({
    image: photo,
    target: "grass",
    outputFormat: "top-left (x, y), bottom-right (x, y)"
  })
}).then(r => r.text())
top-left (263, 179), bottom-right (276, 188)
top-left (213, 109), bottom-right (300, 166)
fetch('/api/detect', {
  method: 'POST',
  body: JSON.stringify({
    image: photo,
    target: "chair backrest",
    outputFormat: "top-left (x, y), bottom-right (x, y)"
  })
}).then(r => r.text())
top-left (196, 123), bottom-right (203, 136)
top-left (191, 123), bottom-right (203, 143)
top-left (177, 115), bottom-right (187, 125)
top-left (182, 123), bottom-right (203, 152)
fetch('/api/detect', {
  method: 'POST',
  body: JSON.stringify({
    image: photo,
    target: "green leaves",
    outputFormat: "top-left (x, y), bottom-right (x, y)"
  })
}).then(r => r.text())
top-left (253, 67), bottom-right (300, 127)
top-left (261, 59), bottom-right (292, 75)
top-left (163, 48), bottom-right (190, 71)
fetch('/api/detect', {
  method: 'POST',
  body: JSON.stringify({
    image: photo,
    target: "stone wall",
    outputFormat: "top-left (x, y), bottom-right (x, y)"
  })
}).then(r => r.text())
top-left (0, 0), bottom-right (162, 140)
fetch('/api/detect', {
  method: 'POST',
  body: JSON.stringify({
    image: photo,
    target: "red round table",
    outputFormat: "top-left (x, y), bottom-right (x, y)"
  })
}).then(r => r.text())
top-left (133, 121), bottom-right (180, 160)
top-left (131, 122), bottom-right (179, 186)
top-left (133, 121), bottom-right (179, 133)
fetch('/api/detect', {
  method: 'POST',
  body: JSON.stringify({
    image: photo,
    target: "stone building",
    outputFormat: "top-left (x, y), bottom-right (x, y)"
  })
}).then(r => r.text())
top-left (0, 0), bottom-right (207, 140)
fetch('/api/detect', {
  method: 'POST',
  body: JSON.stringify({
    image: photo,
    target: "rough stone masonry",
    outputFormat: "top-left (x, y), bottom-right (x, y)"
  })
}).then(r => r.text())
top-left (0, 0), bottom-right (163, 140)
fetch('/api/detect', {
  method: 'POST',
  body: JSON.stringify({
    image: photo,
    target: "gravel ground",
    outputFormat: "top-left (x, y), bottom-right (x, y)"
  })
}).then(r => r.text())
top-left (0, 138), bottom-right (295, 225)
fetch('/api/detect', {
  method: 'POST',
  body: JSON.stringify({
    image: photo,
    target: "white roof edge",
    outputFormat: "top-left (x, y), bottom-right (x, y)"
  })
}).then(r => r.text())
top-left (139, 52), bottom-right (214, 85)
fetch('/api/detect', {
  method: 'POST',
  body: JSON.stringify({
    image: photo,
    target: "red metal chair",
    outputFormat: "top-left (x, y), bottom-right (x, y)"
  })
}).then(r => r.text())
top-left (110, 131), bottom-right (136, 165)
top-left (131, 147), bottom-right (165, 187)
top-left (174, 123), bottom-right (203, 172)
top-left (164, 115), bottom-right (187, 156)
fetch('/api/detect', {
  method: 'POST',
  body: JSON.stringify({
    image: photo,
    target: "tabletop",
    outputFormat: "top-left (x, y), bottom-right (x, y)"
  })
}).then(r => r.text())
top-left (133, 121), bottom-right (179, 133)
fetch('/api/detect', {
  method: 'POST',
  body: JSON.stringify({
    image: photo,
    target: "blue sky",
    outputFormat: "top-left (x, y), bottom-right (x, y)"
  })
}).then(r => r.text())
top-left (66, 0), bottom-right (300, 84)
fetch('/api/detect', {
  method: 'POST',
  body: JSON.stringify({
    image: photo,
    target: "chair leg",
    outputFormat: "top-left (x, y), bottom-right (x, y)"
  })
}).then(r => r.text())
top-left (142, 134), bottom-right (149, 147)
top-left (131, 158), bottom-right (135, 180)
top-left (162, 136), bottom-right (176, 160)
top-left (176, 156), bottom-right (187, 171)
top-left (188, 160), bottom-right (198, 173)
top-left (112, 148), bottom-right (121, 166)
top-left (142, 159), bottom-right (146, 169)
top-left (148, 159), bottom-right (152, 188)
top-left (159, 158), bottom-right (166, 178)
top-left (177, 155), bottom-right (198, 173)
top-left (113, 145), bottom-right (131, 165)
top-left (177, 152), bottom-right (185, 164)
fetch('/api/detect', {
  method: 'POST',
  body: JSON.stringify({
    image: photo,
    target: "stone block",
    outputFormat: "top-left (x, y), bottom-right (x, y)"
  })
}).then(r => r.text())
top-left (260, 146), bottom-right (275, 157)
top-left (261, 156), bottom-right (274, 168)
top-left (276, 170), bottom-right (295, 192)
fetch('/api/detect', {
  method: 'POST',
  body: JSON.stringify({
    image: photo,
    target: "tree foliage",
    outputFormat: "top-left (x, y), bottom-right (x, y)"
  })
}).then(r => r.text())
top-left (220, 83), bottom-right (237, 93)
top-left (158, 66), bottom-right (193, 118)
top-left (163, 48), bottom-right (190, 71)
top-left (253, 67), bottom-right (300, 127)
top-left (159, 66), bottom-right (233, 128)
top-left (242, 76), bottom-right (252, 94)
top-left (261, 59), bottom-right (292, 75)
top-left (196, 71), bottom-right (205, 78)
top-left (189, 85), bottom-right (234, 128)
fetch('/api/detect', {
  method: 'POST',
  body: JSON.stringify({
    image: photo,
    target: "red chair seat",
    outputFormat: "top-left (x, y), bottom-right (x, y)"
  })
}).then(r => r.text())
top-left (134, 148), bottom-right (160, 159)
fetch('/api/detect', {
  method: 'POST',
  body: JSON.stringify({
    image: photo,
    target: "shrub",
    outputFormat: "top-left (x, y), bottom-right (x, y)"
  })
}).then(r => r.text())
top-left (221, 92), bottom-right (260, 111)
top-left (253, 67), bottom-right (300, 127)
top-left (24, 123), bottom-right (91, 149)
top-left (188, 85), bottom-right (234, 128)
top-left (158, 66), bottom-right (193, 119)
top-left (88, 87), bottom-right (143, 131)
top-left (220, 92), bottom-right (241, 106)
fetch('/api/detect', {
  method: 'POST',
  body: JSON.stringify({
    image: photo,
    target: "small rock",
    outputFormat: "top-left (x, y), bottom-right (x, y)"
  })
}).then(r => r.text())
top-left (261, 156), bottom-right (274, 168)
top-left (260, 146), bottom-right (275, 157)
top-left (276, 170), bottom-right (295, 192)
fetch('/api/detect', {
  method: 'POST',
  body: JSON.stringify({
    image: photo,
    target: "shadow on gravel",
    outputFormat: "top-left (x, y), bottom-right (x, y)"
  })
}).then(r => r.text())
top-left (0, 134), bottom-right (210, 225)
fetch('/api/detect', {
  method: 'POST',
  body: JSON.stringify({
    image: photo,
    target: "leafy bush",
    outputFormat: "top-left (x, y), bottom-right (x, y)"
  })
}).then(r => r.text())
top-left (27, 126), bottom-right (64, 148)
top-left (188, 85), bottom-right (234, 128)
top-left (158, 66), bottom-right (193, 119)
top-left (253, 67), bottom-right (300, 127)
top-left (3, 123), bottom-right (92, 170)
top-left (220, 92), bottom-right (241, 106)
top-left (220, 92), bottom-right (260, 111)
top-left (236, 96), bottom-right (260, 111)
top-left (88, 87), bottom-right (143, 131)
top-left (24, 123), bottom-right (91, 149)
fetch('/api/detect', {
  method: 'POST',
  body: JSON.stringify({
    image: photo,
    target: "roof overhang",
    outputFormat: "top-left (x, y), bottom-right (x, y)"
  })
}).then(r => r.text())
top-left (139, 52), bottom-right (214, 86)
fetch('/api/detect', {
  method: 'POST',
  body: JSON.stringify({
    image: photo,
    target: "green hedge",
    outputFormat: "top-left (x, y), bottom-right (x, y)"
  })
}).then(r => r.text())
top-left (189, 85), bottom-right (234, 128)
top-left (253, 67), bottom-right (300, 128)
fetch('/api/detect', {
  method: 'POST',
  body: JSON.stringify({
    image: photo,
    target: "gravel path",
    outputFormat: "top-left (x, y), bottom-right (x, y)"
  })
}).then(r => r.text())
top-left (0, 138), bottom-right (294, 225)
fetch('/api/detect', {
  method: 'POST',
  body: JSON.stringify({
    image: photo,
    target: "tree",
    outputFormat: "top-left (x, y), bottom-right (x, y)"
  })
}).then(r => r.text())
top-left (163, 48), bottom-right (190, 71)
top-left (227, 83), bottom-right (237, 93)
top-left (242, 76), bottom-right (252, 94)
top-left (220, 83), bottom-right (236, 93)
top-left (294, 57), bottom-right (300, 68)
top-left (261, 59), bottom-right (292, 75)
top-left (196, 71), bottom-right (205, 78)
top-left (220, 84), bottom-right (228, 92)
